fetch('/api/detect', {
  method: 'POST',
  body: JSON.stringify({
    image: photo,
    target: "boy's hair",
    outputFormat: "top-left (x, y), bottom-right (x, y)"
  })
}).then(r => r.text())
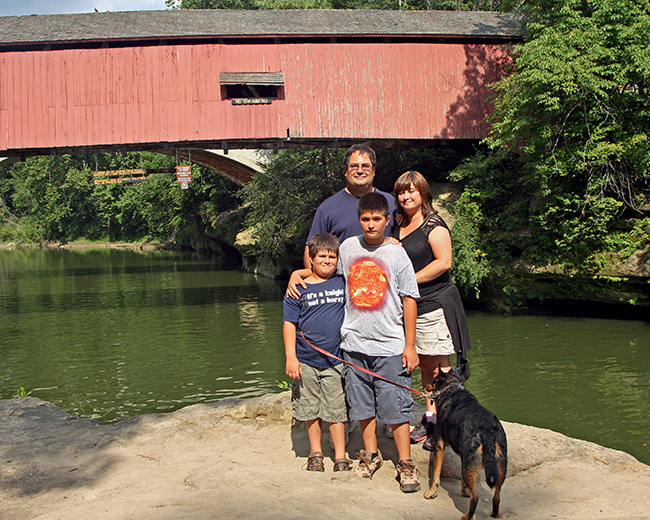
top-left (343, 144), bottom-right (376, 171)
top-left (358, 192), bottom-right (390, 218)
top-left (308, 233), bottom-right (340, 258)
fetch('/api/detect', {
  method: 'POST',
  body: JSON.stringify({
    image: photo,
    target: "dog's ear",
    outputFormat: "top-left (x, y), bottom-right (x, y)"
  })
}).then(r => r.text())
top-left (457, 357), bottom-right (470, 382)
top-left (449, 366), bottom-right (466, 383)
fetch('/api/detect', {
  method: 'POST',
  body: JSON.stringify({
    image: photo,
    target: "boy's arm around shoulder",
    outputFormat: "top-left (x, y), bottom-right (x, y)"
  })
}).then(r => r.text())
top-left (401, 295), bottom-right (419, 374)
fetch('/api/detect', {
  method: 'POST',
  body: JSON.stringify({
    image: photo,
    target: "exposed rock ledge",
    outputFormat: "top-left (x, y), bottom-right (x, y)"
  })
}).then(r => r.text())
top-left (1, 395), bottom-right (648, 520)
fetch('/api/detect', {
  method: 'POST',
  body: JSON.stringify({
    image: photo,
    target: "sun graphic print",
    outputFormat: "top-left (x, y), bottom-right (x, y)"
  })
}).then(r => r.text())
top-left (348, 259), bottom-right (388, 309)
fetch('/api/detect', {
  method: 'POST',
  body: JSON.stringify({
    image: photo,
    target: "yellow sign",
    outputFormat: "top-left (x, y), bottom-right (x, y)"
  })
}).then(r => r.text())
top-left (94, 177), bottom-right (147, 185)
top-left (93, 168), bottom-right (147, 185)
top-left (94, 169), bottom-right (146, 177)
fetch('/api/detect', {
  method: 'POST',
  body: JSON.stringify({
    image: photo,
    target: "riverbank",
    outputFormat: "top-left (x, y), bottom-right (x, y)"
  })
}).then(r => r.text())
top-left (1, 394), bottom-right (648, 520)
top-left (0, 240), bottom-right (160, 251)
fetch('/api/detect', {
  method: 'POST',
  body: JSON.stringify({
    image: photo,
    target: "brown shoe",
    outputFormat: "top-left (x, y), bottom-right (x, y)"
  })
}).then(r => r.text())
top-left (395, 459), bottom-right (420, 493)
top-left (333, 458), bottom-right (352, 472)
top-left (306, 452), bottom-right (325, 472)
top-left (354, 449), bottom-right (383, 479)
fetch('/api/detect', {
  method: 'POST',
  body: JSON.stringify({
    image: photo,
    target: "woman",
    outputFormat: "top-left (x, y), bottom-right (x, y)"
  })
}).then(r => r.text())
top-left (393, 171), bottom-right (471, 449)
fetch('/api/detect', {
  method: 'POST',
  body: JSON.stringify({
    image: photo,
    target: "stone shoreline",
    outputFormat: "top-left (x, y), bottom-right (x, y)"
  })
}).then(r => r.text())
top-left (1, 394), bottom-right (649, 520)
top-left (0, 240), bottom-right (159, 251)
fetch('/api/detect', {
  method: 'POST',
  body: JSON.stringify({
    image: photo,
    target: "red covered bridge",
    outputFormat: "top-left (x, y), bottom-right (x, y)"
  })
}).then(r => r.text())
top-left (0, 9), bottom-right (521, 182)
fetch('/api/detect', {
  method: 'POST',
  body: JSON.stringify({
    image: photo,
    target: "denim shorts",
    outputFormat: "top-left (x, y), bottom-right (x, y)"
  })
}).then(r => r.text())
top-left (291, 362), bottom-right (347, 423)
top-left (342, 351), bottom-right (414, 425)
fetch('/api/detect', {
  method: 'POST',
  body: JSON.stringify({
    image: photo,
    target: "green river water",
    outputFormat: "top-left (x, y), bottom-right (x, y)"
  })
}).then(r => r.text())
top-left (0, 248), bottom-right (648, 465)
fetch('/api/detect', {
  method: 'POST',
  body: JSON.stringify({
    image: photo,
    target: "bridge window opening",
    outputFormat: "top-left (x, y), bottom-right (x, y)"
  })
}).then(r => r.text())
top-left (224, 84), bottom-right (280, 99)
top-left (220, 72), bottom-right (284, 104)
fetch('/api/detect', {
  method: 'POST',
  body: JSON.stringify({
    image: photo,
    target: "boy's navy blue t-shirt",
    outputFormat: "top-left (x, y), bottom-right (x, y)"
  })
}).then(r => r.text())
top-left (283, 275), bottom-right (345, 368)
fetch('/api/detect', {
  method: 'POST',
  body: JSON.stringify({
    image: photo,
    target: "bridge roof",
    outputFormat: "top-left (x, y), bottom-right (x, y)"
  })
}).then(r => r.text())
top-left (0, 9), bottom-right (522, 49)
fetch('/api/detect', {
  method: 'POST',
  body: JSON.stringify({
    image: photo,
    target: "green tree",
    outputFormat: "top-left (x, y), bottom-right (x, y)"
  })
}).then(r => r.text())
top-left (0, 152), bottom-right (242, 248)
top-left (486, 0), bottom-right (650, 265)
top-left (239, 148), bottom-right (344, 261)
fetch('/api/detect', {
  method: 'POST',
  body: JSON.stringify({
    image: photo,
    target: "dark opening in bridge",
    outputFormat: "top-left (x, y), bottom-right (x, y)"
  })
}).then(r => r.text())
top-left (220, 72), bottom-right (285, 103)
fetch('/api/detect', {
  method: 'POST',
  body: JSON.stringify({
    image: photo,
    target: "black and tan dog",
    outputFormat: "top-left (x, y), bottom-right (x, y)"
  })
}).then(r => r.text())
top-left (423, 367), bottom-right (507, 520)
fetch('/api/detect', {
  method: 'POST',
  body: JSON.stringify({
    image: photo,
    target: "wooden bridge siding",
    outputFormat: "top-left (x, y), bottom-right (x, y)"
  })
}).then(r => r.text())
top-left (281, 42), bottom-right (502, 140)
top-left (0, 41), bottom-right (505, 152)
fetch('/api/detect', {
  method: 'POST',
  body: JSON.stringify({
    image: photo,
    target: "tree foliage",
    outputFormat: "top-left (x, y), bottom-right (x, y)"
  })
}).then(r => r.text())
top-left (485, 0), bottom-right (650, 264)
top-left (0, 153), bottom-right (240, 250)
top-left (239, 149), bottom-right (345, 260)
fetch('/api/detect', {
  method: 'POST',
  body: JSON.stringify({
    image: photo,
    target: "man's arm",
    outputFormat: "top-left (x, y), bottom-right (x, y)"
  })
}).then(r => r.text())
top-left (401, 295), bottom-right (419, 374)
top-left (303, 245), bottom-right (312, 270)
top-left (283, 321), bottom-right (302, 380)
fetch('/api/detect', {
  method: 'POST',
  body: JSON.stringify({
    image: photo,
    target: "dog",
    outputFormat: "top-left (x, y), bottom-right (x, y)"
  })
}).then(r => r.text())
top-left (423, 366), bottom-right (507, 520)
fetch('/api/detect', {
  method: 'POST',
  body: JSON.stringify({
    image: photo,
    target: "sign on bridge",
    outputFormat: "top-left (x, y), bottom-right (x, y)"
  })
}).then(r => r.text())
top-left (176, 165), bottom-right (192, 190)
top-left (93, 169), bottom-right (147, 185)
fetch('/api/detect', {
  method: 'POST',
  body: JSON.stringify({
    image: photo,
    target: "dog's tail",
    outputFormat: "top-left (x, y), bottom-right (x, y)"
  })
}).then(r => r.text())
top-left (481, 432), bottom-right (507, 489)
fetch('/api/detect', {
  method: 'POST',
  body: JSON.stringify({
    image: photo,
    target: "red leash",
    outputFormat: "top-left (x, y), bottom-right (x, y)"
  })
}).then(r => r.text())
top-left (299, 330), bottom-right (428, 399)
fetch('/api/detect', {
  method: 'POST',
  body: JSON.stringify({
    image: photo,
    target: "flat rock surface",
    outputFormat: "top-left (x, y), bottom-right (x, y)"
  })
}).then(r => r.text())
top-left (1, 395), bottom-right (649, 520)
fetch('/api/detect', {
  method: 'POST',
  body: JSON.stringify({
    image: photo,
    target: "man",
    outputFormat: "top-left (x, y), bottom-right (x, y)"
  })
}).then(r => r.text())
top-left (302, 144), bottom-right (396, 269)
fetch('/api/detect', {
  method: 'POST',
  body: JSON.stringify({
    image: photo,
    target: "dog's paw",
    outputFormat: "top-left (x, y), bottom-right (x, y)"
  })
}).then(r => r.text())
top-left (423, 488), bottom-right (438, 500)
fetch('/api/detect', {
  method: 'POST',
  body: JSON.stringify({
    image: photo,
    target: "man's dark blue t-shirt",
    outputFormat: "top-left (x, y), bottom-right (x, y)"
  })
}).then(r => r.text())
top-left (306, 188), bottom-right (396, 244)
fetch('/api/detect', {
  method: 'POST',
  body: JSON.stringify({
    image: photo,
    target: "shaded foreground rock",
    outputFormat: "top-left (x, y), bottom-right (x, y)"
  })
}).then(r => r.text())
top-left (1, 395), bottom-right (648, 520)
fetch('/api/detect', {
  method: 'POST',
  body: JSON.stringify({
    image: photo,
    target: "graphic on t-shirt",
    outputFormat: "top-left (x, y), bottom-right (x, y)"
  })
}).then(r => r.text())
top-left (348, 259), bottom-right (388, 308)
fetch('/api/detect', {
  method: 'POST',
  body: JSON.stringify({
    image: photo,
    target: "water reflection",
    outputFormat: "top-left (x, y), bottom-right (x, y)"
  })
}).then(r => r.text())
top-left (0, 248), bottom-right (648, 465)
top-left (459, 314), bottom-right (650, 466)
top-left (0, 248), bottom-right (285, 423)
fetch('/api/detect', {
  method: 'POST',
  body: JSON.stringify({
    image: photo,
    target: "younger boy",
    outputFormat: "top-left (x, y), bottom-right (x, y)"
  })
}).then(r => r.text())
top-left (338, 192), bottom-right (421, 493)
top-left (283, 233), bottom-right (350, 472)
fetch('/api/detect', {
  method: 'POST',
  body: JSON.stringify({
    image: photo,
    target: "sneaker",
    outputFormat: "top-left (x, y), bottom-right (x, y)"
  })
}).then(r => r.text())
top-left (410, 414), bottom-right (436, 444)
top-left (306, 452), bottom-right (325, 472)
top-left (355, 449), bottom-right (383, 479)
top-left (422, 432), bottom-right (437, 452)
top-left (395, 459), bottom-right (421, 493)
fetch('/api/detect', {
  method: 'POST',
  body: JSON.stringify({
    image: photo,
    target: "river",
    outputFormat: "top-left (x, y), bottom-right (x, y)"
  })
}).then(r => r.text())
top-left (0, 248), bottom-right (648, 465)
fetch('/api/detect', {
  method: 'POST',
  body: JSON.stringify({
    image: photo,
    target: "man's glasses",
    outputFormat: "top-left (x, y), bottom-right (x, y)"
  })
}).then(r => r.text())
top-left (348, 163), bottom-right (373, 172)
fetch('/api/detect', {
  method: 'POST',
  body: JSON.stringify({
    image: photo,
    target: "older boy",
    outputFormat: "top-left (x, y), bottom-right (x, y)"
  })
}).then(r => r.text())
top-left (337, 192), bottom-right (421, 493)
top-left (283, 233), bottom-right (350, 472)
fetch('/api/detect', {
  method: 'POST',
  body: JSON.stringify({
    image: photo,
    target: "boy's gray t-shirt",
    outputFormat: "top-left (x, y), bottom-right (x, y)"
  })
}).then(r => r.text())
top-left (337, 236), bottom-right (420, 357)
